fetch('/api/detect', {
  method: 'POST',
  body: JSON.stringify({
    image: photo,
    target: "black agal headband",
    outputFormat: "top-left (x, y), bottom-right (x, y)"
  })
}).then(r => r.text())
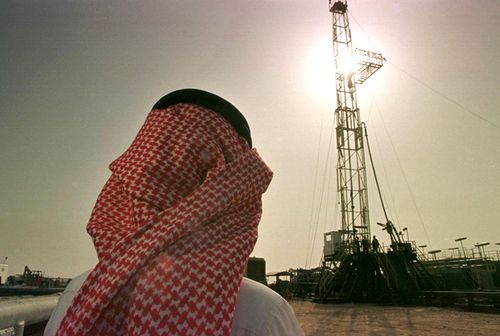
top-left (152, 89), bottom-right (252, 147)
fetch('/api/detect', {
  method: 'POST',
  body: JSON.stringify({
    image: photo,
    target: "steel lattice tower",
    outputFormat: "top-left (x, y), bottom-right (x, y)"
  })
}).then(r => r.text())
top-left (317, 2), bottom-right (441, 304)
top-left (329, 0), bottom-right (383, 244)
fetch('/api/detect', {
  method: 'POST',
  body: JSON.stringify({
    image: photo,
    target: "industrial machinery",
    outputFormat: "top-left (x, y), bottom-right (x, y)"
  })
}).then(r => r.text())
top-left (262, 0), bottom-right (500, 310)
top-left (1, 265), bottom-right (70, 297)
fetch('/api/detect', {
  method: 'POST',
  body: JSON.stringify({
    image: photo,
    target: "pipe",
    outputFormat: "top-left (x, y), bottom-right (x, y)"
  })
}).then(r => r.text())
top-left (14, 321), bottom-right (24, 336)
top-left (0, 294), bottom-right (60, 333)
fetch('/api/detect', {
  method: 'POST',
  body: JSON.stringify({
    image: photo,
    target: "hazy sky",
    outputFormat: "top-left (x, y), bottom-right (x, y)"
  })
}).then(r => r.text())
top-left (1, 0), bottom-right (499, 278)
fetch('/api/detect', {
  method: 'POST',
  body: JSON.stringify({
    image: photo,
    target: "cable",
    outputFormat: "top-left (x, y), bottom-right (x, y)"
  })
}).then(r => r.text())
top-left (366, 98), bottom-right (400, 227)
top-left (307, 124), bottom-right (336, 268)
top-left (304, 103), bottom-right (326, 268)
top-left (362, 122), bottom-right (389, 223)
top-left (349, 10), bottom-right (500, 130)
top-left (348, 10), bottom-right (382, 54)
top-left (371, 98), bottom-right (432, 247)
top-left (387, 61), bottom-right (500, 129)
top-left (304, 98), bottom-right (336, 268)
top-left (364, 83), bottom-right (401, 225)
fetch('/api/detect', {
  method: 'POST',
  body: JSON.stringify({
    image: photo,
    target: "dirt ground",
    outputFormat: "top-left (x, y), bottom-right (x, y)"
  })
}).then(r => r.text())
top-left (289, 301), bottom-right (500, 336)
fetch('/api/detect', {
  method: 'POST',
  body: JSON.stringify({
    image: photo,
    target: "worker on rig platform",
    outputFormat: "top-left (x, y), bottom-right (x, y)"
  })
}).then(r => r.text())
top-left (45, 89), bottom-right (304, 336)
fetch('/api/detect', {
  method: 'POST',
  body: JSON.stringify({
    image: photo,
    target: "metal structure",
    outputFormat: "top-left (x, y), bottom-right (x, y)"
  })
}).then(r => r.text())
top-left (268, 1), bottom-right (499, 308)
top-left (0, 294), bottom-right (60, 336)
top-left (5, 265), bottom-right (70, 289)
top-left (316, 1), bottom-right (441, 303)
top-left (330, 0), bottom-right (383, 245)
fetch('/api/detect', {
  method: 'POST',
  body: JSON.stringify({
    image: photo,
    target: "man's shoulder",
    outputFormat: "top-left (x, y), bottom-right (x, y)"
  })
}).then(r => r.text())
top-left (45, 273), bottom-right (303, 336)
top-left (238, 277), bottom-right (287, 308)
top-left (231, 278), bottom-right (304, 336)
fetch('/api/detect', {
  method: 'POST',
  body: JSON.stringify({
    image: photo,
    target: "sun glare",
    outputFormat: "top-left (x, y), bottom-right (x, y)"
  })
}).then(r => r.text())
top-left (305, 38), bottom-right (335, 100)
top-left (336, 50), bottom-right (358, 76)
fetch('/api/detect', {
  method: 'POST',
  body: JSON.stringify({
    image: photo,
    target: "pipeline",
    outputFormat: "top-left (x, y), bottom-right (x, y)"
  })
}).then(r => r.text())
top-left (0, 294), bottom-right (60, 335)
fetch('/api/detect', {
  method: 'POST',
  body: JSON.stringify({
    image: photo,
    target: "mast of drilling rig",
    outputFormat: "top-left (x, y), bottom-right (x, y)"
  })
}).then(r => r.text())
top-left (329, 0), bottom-right (383, 245)
top-left (317, 2), bottom-right (441, 304)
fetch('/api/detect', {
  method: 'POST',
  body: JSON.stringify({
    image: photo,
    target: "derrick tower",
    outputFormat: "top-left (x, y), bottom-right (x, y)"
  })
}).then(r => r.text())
top-left (329, 0), bottom-right (383, 244)
top-left (297, 1), bottom-right (447, 304)
top-left (317, 2), bottom-right (440, 304)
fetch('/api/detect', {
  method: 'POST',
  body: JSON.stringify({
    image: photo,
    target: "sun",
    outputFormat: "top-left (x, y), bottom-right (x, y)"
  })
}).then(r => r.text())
top-left (336, 49), bottom-right (358, 76)
top-left (304, 38), bottom-right (336, 100)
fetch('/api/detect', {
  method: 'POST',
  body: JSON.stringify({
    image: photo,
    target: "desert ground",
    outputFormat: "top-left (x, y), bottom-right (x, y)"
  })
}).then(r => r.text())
top-left (3, 300), bottom-right (499, 335)
top-left (290, 301), bottom-right (500, 336)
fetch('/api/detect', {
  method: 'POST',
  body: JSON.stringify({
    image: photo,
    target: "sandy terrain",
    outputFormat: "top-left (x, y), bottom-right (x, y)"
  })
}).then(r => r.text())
top-left (290, 301), bottom-right (500, 336)
top-left (2, 300), bottom-right (498, 335)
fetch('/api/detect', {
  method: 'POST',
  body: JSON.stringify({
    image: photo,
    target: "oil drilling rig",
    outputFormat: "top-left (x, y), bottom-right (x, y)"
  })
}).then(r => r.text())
top-left (269, 0), bottom-right (500, 308)
top-left (316, 0), bottom-right (440, 303)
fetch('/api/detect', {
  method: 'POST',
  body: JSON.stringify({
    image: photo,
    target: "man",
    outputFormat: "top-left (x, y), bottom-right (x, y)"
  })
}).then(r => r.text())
top-left (45, 270), bottom-right (304, 335)
top-left (372, 235), bottom-right (380, 252)
top-left (47, 89), bottom-right (303, 336)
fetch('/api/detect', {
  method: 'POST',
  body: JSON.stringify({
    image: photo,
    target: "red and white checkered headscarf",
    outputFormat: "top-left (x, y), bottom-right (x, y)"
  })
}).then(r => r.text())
top-left (56, 99), bottom-right (273, 335)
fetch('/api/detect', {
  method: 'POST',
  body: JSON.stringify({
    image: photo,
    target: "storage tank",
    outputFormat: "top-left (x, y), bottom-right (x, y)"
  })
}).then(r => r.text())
top-left (245, 257), bottom-right (267, 284)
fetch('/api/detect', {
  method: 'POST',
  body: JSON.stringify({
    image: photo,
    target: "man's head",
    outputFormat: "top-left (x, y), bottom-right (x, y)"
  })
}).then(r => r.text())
top-left (152, 88), bottom-right (252, 147)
